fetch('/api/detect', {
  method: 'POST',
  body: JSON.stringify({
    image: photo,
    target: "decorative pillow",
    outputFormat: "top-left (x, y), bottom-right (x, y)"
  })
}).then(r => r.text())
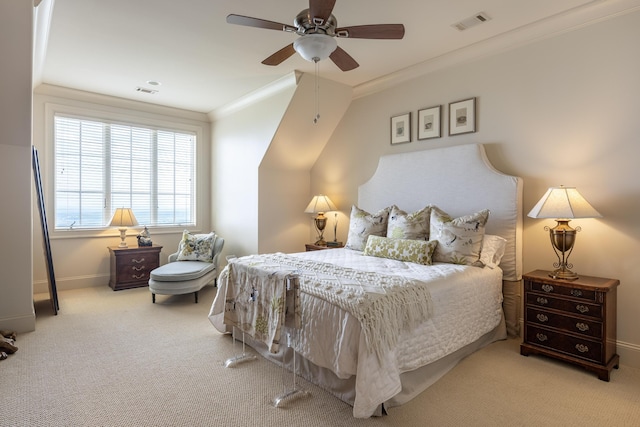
top-left (176, 230), bottom-right (217, 262)
top-left (479, 234), bottom-right (507, 269)
top-left (430, 208), bottom-right (490, 265)
top-left (364, 235), bottom-right (438, 265)
top-left (345, 205), bottom-right (391, 251)
top-left (386, 205), bottom-right (432, 240)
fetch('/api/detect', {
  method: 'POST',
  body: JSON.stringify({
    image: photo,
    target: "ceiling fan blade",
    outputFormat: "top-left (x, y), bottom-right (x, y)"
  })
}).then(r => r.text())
top-left (329, 47), bottom-right (359, 71)
top-left (227, 14), bottom-right (296, 32)
top-left (336, 24), bottom-right (405, 39)
top-left (262, 44), bottom-right (296, 66)
top-left (309, 0), bottom-right (336, 25)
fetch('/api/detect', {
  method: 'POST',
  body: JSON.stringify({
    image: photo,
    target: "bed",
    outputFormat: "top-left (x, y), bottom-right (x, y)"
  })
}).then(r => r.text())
top-left (209, 143), bottom-right (523, 418)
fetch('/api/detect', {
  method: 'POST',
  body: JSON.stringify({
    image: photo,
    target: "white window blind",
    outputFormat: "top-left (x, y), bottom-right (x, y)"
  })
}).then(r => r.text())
top-left (54, 115), bottom-right (196, 230)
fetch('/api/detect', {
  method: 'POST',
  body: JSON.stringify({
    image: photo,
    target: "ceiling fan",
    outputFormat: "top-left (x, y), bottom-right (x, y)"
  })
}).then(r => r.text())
top-left (227, 0), bottom-right (405, 71)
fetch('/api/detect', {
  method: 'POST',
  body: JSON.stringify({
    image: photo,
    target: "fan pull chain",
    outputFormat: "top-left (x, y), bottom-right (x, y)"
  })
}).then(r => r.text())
top-left (313, 59), bottom-right (320, 124)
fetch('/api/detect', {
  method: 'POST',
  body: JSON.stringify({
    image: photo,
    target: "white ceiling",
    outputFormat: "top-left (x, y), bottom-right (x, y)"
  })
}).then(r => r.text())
top-left (36, 0), bottom-right (640, 114)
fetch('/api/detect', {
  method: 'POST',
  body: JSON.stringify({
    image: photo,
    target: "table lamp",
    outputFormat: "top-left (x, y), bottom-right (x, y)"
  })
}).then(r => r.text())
top-left (109, 207), bottom-right (139, 248)
top-left (528, 186), bottom-right (601, 280)
top-left (304, 194), bottom-right (336, 246)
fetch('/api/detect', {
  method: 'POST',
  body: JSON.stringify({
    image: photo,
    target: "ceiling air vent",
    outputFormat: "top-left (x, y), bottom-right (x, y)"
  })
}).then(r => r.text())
top-left (135, 87), bottom-right (158, 95)
top-left (452, 12), bottom-right (491, 31)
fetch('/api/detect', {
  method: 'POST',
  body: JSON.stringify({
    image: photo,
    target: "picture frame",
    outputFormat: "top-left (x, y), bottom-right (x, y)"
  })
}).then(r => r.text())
top-left (390, 113), bottom-right (411, 144)
top-left (417, 105), bottom-right (441, 140)
top-left (448, 97), bottom-right (476, 136)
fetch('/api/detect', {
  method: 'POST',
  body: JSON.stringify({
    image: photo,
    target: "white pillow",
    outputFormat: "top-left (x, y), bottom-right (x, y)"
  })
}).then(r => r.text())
top-left (176, 230), bottom-right (217, 262)
top-left (479, 234), bottom-right (507, 268)
top-left (430, 208), bottom-right (490, 266)
top-left (386, 205), bottom-right (432, 240)
top-left (345, 205), bottom-right (391, 251)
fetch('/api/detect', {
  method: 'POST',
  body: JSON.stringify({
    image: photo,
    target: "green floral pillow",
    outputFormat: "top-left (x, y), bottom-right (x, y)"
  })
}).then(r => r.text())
top-left (430, 208), bottom-right (490, 265)
top-left (345, 205), bottom-right (391, 251)
top-left (176, 230), bottom-right (216, 262)
top-left (387, 205), bottom-right (432, 240)
top-left (364, 235), bottom-right (438, 265)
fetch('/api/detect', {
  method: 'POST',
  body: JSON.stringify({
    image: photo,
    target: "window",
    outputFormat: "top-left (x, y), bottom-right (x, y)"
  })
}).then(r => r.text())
top-left (54, 114), bottom-right (196, 230)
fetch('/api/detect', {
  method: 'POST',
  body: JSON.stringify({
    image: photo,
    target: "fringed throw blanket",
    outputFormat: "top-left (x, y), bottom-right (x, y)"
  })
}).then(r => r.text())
top-left (222, 257), bottom-right (301, 354)
top-left (221, 253), bottom-right (433, 359)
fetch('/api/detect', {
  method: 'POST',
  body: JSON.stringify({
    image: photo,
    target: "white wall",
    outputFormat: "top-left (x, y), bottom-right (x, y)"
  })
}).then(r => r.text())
top-left (259, 73), bottom-right (352, 253)
top-left (31, 85), bottom-right (212, 293)
top-left (211, 79), bottom-right (297, 260)
top-left (0, 0), bottom-right (36, 332)
top-left (312, 10), bottom-right (640, 367)
top-left (212, 72), bottom-right (352, 258)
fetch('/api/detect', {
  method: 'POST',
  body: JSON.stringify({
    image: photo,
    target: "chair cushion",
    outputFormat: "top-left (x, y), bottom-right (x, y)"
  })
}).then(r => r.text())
top-left (150, 261), bottom-right (216, 282)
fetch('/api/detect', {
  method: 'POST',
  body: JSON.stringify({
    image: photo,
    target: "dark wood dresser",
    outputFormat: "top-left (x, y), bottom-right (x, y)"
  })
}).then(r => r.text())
top-left (520, 269), bottom-right (619, 381)
top-left (108, 246), bottom-right (162, 291)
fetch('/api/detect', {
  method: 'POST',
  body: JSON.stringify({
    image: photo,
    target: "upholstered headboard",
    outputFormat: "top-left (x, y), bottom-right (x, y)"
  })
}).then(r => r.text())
top-left (358, 144), bottom-right (523, 334)
top-left (358, 143), bottom-right (522, 281)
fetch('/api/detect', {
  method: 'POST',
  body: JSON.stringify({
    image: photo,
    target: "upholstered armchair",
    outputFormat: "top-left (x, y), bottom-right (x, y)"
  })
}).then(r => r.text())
top-left (148, 231), bottom-right (224, 303)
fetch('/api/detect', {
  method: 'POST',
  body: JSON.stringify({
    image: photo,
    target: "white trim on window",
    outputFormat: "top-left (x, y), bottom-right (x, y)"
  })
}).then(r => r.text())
top-left (44, 102), bottom-right (207, 239)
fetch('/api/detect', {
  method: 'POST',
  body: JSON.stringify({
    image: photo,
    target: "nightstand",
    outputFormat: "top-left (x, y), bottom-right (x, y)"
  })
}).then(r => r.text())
top-left (305, 243), bottom-right (344, 251)
top-left (520, 269), bottom-right (619, 381)
top-left (108, 246), bottom-right (162, 291)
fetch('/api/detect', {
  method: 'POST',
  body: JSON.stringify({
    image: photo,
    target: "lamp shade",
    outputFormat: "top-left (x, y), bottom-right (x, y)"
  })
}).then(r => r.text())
top-left (109, 208), bottom-right (139, 227)
top-left (528, 186), bottom-right (602, 219)
top-left (304, 194), bottom-right (337, 214)
top-left (293, 34), bottom-right (337, 62)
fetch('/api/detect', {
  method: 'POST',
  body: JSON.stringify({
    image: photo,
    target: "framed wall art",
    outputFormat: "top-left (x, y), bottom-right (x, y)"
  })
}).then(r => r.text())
top-left (449, 98), bottom-right (476, 136)
top-left (390, 113), bottom-right (411, 144)
top-left (417, 105), bottom-right (441, 140)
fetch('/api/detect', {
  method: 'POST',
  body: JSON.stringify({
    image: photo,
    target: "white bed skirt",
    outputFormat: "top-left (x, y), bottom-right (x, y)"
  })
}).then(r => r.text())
top-left (227, 315), bottom-right (506, 416)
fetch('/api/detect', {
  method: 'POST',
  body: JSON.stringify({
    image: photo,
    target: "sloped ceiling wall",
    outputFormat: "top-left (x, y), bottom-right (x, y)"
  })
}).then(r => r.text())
top-left (212, 71), bottom-right (352, 258)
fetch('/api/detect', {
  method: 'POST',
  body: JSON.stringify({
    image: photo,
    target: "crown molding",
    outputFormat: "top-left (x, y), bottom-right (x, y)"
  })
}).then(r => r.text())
top-left (208, 71), bottom-right (301, 121)
top-left (354, 0), bottom-right (640, 100)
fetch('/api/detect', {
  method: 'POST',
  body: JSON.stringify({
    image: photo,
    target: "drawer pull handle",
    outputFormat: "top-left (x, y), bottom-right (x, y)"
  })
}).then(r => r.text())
top-left (132, 258), bottom-right (146, 264)
top-left (536, 297), bottom-right (548, 305)
top-left (571, 289), bottom-right (583, 297)
top-left (541, 284), bottom-right (554, 293)
top-left (132, 266), bottom-right (146, 272)
top-left (132, 274), bottom-right (145, 280)
top-left (536, 333), bottom-right (548, 342)
top-left (575, 344), bottom-right (589, 353)
top-left (536, 314), bottom-right (549, 323)
top-left (576, 304), bottom-right (589, 314)
top-left (576, 323), bottom-right (589, 332)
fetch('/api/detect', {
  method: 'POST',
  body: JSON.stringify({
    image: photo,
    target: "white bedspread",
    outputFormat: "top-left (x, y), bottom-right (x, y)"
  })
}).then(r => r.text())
top-left (209, 248), bottom-right (504, 417)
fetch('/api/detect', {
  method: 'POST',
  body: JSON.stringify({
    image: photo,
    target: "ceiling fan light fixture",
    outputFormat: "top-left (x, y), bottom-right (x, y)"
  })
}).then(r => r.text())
top-left (293, 34), bottom-right (337, 62)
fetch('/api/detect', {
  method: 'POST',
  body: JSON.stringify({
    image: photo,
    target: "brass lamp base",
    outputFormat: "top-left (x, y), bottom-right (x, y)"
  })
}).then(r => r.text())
top-left (313, 214), bottom-right (328, 246)
top-left (546, 219), bottom-right (580, 281)
top-left (549, 267), bottom-right (578, 281)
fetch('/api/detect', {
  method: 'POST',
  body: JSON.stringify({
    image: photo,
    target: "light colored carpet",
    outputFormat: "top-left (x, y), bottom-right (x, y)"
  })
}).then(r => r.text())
top-left (1, 285), bottom-right (639, 426)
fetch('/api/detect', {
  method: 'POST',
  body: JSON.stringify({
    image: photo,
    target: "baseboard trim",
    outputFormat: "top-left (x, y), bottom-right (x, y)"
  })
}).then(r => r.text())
top-left (33, 274), bottom-right (109, 294)
top-left (0, 312), bottom-right (36, 334)
top-left (617, 340), bottom-right (640, 369)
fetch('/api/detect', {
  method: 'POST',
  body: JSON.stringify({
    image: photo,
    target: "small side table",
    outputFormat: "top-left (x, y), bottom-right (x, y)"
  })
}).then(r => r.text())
top-left (520, 269), bottom-right (619, 381)
top-left (108, 245), bottom-right (162, 291)
top-left (305, 243), bottom-right (344, 251)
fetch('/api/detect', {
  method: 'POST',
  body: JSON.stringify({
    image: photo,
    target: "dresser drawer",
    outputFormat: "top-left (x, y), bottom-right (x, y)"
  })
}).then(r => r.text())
top-left (525, 292), bottom-right (602, 320)
top-left (526, 307), bottom-right (603, 339)
top-left (526, 325), bottom-right (603, 364)
top-left (115, 254), bottom-right (158, 284)
top-left (527, 280), bottom-right (597, 302)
